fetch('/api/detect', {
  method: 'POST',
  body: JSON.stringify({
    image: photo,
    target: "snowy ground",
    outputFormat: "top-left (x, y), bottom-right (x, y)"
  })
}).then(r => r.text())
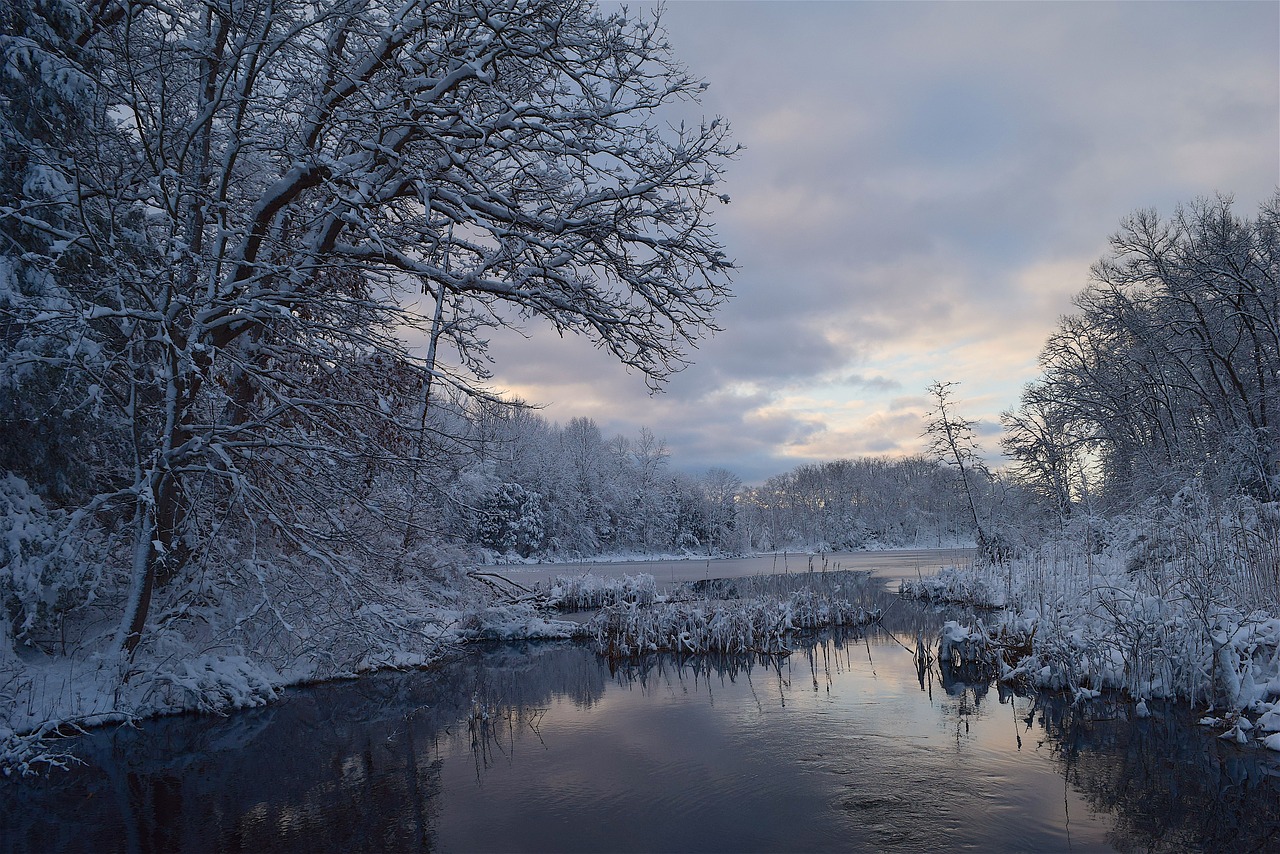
top-left (1, 548), bottom-right (971, 776)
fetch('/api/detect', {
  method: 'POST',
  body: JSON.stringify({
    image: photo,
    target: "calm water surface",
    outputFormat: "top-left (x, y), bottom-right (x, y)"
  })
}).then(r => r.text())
top-left (492, 548), bottom-right (976, 590)
top-left (3, 565), bottom-right (1278, 853)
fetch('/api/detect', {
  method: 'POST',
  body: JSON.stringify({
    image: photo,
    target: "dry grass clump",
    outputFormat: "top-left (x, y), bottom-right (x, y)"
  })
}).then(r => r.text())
top-left (589, 590), bottom-right (879, 660)
top-left (542, 573), bottom-right (658, 610)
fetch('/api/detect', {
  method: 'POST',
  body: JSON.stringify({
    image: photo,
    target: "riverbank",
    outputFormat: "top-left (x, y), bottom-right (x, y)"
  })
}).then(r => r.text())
top-left (1, 549), bottom-right (969, 776)
top-left (901, 543), bottom-right (1280, 752)
top-left (6, 616), bottom-right (1279, 852)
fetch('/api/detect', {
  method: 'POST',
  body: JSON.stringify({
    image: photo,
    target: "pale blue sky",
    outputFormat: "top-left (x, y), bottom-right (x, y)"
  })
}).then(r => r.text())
top-left (482, 0), bottom-right (1280, 483)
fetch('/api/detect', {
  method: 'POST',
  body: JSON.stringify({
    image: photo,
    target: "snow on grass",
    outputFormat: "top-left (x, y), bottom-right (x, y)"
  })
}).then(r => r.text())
top-left (900, 565), bottom-right (1004, 608)
top-left (541, 573), bottom-right (658, 610)
top-left (1, 560), bottom-right (884, 776)
top-left (901, 505), bottom-right (1280, 749)
top-left (0, 550), bottom-right (588, 776)
top-left (589, 577), bottom-right (879, 660)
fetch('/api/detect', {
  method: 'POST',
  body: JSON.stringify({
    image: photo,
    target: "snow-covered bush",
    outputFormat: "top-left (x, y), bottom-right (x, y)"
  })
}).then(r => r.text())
top-left (152, 654), bottom-right (281, 715)
top-left (921, 493), bottom-right (1280, 744)
top-left (900, 565), bottom-right (1003, 607)
top-left (0, 475), bottom-right (102, 647)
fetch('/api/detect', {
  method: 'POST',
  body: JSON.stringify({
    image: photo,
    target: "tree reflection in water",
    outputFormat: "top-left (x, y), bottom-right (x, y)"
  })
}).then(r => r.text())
top-left (1029, 693), bottom-right (1280, 852)
top-left (0, 642), bottom-right (608, 853)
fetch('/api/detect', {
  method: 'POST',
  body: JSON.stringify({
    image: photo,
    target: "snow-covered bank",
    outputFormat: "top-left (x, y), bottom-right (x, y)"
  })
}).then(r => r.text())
top-left (0, 560), bottom-right (585, 777)
top-left (901, 507), bottom-right (1280, 751)
top-left (3, 556), bottom-right (900, 777)
top-left (2, 562), bottom-right (881, 776)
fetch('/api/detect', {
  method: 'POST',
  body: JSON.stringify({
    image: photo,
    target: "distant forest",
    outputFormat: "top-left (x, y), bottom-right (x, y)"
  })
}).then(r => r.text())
top-left (386, 399), bottom-right (979, 559)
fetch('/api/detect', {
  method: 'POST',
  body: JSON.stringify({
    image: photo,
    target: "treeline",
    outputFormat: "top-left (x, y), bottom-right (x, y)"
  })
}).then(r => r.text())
top-left (420, 402), bottom-right (743, 559)
top-left (1001, 194), bottom-right (1280, 517)
top-left (431, 402), bottom-right (978, 559)
top-left (727, 194), bottom-right (1280, 566)
top-left (737, 457), bottom-right (976, 551)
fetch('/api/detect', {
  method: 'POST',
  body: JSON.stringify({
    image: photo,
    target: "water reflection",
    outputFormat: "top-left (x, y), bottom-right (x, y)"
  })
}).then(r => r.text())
top-left (1029, 694), bottom-right (1280, 852)
top-left (0, 643), bottom-right (609, 853)
top-left (2, 597), bottom-right (1278, 853)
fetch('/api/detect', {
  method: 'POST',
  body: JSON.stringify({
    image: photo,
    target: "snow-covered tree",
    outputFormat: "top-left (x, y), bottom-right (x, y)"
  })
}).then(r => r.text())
top-left (924, 381), bottom-right (992, 547)
top-left (623, 427), bottom-right (673, 550)
top-left (1012, 194), bottom-right (1280, 510)
top-left (1, 0), bottom-right (734, 657)
top-left (737, 456), bottom-right (970, 551)
top-left (699, 466), bottom-right (741, 554)
top-left (1000, 381), bottom-right (1088, 520)
top-left (476, 482), bottom-right (544, 557)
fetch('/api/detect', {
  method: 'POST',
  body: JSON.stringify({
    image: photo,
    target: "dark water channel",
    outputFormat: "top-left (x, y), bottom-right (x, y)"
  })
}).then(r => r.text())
top-left (3, 587), bottom-right (1279, 853)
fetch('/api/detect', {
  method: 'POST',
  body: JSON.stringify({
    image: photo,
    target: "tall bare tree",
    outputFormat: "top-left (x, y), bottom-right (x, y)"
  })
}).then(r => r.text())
top-left (924, 380), bottom-right (994, 555)
top-left (1, 0), bottom-right (734, 658)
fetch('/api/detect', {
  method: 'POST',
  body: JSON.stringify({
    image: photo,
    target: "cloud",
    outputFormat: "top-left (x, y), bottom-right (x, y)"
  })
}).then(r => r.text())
top-left (844, 374), bottom-right (901, 393)
top-left (464, 0), bottom-right (1280, 485)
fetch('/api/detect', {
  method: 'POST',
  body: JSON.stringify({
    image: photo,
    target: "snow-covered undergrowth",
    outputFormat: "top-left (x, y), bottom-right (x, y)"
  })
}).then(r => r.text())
top-left (542, 573), bottom-right (658, 610)
top-left (902, 497), bottom-right (1280, 750)
top-left (589, 570), bottom-right (879, 659)
top-left (590, 595), bottom-right (879, 659)
top-left (899, 566), bottom-right (1003, 608)
top-left (0, 481), bottom-right (583, 777)
top-left (1, 520), bottom-right (882, 776)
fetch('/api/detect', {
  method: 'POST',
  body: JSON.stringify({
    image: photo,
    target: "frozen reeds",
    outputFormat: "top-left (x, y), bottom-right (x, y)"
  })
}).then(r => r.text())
top-left (900, 499), bottom-right (1280, 747)
top-left (589, 586), bottom-right (879, 660)
top-left (542, 573), bottom-right (658, 611)
top-left (899, 567), bottom-right (1003, 608)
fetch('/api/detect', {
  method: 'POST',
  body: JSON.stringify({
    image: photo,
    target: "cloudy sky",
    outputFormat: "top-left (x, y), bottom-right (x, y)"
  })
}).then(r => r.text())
top-left (484, 0), bottom-right (1279, 484)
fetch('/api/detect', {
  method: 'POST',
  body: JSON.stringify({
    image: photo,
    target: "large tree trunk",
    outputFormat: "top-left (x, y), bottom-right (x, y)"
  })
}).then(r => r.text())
top-left (117, 499), bottom-right (158, 658)
top-left (117, 469), bottom-right (190, 657)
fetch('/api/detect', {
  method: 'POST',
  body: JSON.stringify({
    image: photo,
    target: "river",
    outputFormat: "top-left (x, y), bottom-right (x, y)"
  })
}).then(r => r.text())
top-left (488, 547), bottom-right (977, 590)
top-left (2, 551), bottom-right (1278, 852)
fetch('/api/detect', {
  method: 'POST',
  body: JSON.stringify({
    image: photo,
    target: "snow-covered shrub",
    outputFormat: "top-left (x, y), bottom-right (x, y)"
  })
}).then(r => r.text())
top-left (0, 475), bottom-right (101, 647)
top-left (900, 565), bottom-right (1003, 607)
top-left (930, 491), bottom-right (1280, 734)
top-left (152, 654), bottom-right (281, 715)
